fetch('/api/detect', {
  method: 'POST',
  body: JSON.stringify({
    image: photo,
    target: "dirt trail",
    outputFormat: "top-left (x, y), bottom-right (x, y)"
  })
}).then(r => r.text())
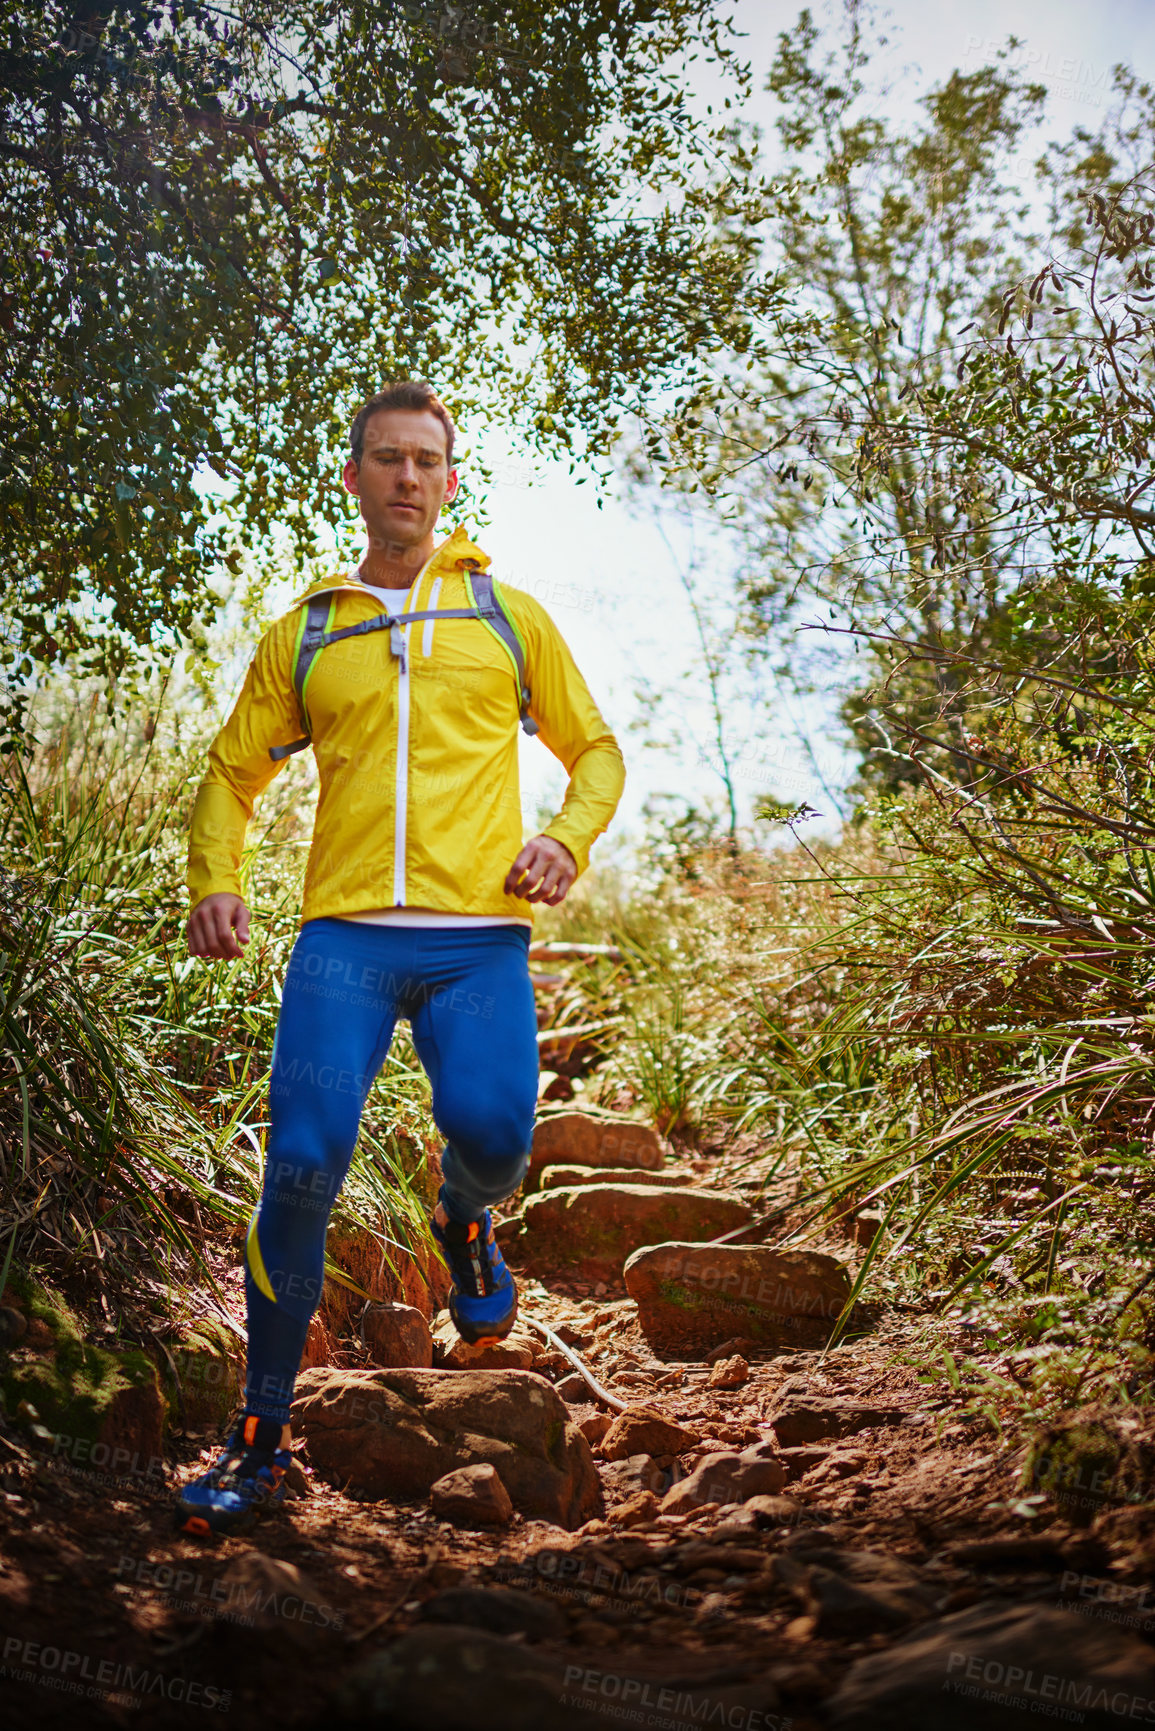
top-left (2, 1141), bottom-right (1153, 1731)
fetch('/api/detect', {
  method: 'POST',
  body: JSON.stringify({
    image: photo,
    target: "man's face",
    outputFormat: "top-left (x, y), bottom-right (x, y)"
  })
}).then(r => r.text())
top-left (342, 408), bottom-right (458, 552)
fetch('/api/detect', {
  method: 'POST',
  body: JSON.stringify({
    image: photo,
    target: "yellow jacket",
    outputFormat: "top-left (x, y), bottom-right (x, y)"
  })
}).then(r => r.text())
top-left (187, 525), bottom-right (626, 923)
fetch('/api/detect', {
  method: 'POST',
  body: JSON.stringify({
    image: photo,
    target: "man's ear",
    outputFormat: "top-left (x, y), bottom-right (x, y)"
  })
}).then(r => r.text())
top-left (342, 458), bottom-right (360, 497)
top-left (444, 467), bottom-right (459, 505)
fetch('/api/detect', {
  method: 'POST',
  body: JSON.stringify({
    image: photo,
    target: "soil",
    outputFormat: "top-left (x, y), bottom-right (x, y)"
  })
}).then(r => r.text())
top-left (2, 1147), bottom-right (1153, 1731)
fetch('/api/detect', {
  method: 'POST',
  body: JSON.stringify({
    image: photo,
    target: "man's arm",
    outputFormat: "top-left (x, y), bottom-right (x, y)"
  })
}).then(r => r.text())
top-left (186, 615), bottom-right (300, 955)
top-left (503, 588), bottom-right (626, 894)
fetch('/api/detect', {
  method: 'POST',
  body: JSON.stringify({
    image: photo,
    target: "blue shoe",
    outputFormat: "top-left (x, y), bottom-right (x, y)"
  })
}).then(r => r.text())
top-left (175, 1413), bottom-right (291, 1539)
top-left (431, 1206), bottom-right (518, 1345)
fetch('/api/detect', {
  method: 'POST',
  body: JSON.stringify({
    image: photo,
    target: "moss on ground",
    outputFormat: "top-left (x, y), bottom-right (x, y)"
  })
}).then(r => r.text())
top-left (0, 1269), bottom-right (162, 1451)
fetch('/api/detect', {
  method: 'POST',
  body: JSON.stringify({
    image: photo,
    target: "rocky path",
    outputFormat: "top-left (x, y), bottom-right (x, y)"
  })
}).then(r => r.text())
top-left (2, 1110), bottom-right (1155, 1730)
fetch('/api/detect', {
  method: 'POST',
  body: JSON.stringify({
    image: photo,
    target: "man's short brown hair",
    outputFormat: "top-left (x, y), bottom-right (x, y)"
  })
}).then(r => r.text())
top-left (349, 381), bottom-right (456, 468)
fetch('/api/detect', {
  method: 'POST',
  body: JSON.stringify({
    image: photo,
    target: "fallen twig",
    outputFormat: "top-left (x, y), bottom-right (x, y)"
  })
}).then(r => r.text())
top-left (521, 1315), bottom-right (628, 1412)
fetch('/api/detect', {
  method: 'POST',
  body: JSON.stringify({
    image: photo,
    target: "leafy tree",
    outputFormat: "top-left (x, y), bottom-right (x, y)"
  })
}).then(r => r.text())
top-left (0, 0), bottom-right (765, 717)
top-left (638, 4), bottom-right (1060, 786)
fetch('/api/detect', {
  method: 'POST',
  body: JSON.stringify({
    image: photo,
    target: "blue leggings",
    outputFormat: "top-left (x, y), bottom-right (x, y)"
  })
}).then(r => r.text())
top-left (242, 918), bottom-right (538, 1422)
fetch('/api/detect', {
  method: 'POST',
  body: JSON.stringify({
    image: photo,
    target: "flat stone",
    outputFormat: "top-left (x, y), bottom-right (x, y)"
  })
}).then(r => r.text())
top-left (539, 1164), bottom-right (685, 1190)
top-left (599, 1452), bottom-right (667, 1499)
top-left (769, 1395), bottom-right (906, 1448)
top-left (431, 1312), bottom-right (536, 1371)
top-left (624, 1243), bottom-right (852, 1355)
top-left (661, 1447), bottom-right (786, 1514)
top-left (731, 1494), bottom-right (805, 1530)
top-left (517, 1188), bottom-right (753, 1284)
top-left (362, 1302), bottom-right (434, 1370)
top-left (599, 1403), bottom-right (701, 1462)
top-left (291, 1367), bottom-right (601, 1530)
top-left (826, 1601), bottom-right (1155, 1729)
top-left (430, 1462), bottom-right (514, 1527)
top-left (336, 1626), bottom-right (781, 1731)
top-left (418, 1584), bottom-right (565, 1640)
top-left (528, 1113), bottom-right (665, 1189)
top-left (779, 1446), bottom-right (835, 1479)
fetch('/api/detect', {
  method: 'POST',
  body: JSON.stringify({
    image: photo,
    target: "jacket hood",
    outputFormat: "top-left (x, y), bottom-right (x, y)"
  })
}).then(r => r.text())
top-left (293, 523), bottom-right (491, 603)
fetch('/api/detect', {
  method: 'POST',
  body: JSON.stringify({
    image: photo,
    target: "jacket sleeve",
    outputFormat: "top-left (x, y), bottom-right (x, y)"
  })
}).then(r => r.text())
top-left (186, 614), bottom-right (301, 911)
top-left (505, 588), bottom-right (626, 875)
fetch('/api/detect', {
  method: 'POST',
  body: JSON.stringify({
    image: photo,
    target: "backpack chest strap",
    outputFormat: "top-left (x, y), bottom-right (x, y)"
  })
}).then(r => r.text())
top-left (268, 580), bottom-right (537, 761)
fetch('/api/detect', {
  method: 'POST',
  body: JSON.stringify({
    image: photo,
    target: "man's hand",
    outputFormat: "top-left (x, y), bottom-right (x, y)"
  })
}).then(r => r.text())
top-left (188, 893), bottom-right (251, 960)
top-left (504, 835), bottom-right (577, 906)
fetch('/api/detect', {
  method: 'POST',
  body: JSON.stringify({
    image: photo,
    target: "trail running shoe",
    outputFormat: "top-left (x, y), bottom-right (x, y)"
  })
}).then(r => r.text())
top-left (174, 1413), bottom-right (291, 1539)
top-left (431, 1207), bottom-right (518, 1346)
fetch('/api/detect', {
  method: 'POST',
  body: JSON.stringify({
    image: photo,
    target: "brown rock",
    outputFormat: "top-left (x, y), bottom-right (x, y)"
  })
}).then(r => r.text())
top-left (539, 1164), bottom-right (685, 1190)
top-left (660, 1446), bottom-right (787, 1514)
top-left (528, 1113), bottom-right (665, 1189)
top-left (362, 1302), bottom-right (434, 1369)
top-left (707, 1355), bottom-right (749, 1390)
top-left (769, 1396), bottom-right (906, 1449)
top-left (608, 1490), bottom-right (661, 1527)
top-left (556, 1373), bottom-right (590, 1402)
top-left (772, 1549), bottom-right (935, 1636)
top-left (430, 1312), bottom-right (535, 1371)
top-left (599, 1403), bottom-right (701, 1462)
top-left (851, 1211), bottom-right (884, 1248)
top-left (732, 1494), bottom-right (804, 1530)
top-left (577, 1412), bottom-right (613, 1447)
top-left (291, 1367), bottom-right (601, 1529)
top-left (826, 1601), bottom-right (1155, 1729)
top-left (599, 1452), bottom-right (666, 1499)
top-left (430, 1462), bottom-right (513, 1528)
top-left (625, 1243), bottom-right (852, 1356)
top-left (779, 1446), bottom-right (834, 1479)
top-left (519, 1187), bottom-right (752, 1284)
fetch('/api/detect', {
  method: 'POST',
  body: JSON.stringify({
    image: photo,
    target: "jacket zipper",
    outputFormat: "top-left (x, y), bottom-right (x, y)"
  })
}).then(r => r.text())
top-left (303, 555), bottom-right (438, 908)
top-left (391, 556), bottom-right (439, 905)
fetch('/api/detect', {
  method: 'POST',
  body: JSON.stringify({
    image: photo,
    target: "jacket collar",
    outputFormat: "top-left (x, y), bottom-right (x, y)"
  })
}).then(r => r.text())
top-left (293, 523), bottom-right (491, 604)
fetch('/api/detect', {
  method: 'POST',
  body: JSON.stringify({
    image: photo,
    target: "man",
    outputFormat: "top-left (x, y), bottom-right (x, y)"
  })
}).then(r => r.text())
top-left (176, 380), bottom-right (625, 1536)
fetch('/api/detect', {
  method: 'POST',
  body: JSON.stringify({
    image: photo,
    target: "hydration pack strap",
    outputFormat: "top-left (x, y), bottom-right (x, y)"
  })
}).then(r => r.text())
top-left (268, 572), bottom-right (537, 761)
top-left (465, 567), bottom-right (539, 738)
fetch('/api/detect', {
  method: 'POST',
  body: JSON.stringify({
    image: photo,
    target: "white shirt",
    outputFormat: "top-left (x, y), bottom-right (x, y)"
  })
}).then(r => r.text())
top-left (339, 577), bottom-right (531, 930)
